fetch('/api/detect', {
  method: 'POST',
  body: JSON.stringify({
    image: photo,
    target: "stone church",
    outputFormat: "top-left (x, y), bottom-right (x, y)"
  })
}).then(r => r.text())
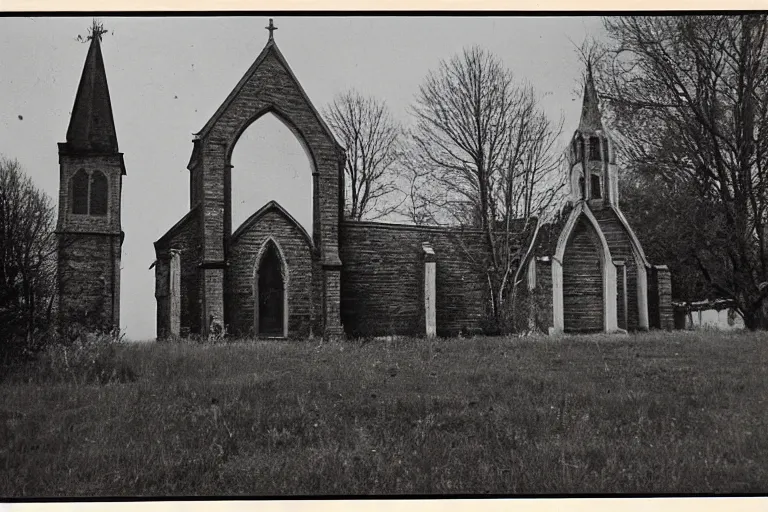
top-left (55, 21), bottom-right (673, 339)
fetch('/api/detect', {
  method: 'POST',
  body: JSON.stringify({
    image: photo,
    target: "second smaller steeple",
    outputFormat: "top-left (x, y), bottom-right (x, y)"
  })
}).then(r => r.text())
top-left (578, 61), bottom-right (603, 132)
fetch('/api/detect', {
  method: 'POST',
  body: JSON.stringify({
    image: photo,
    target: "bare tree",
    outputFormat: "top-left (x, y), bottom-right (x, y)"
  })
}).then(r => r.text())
top-left (597, 15), bottom-right (768, 329)
top-left (0, 157), bottom-right (57, 358)
top-left (407, 46), bottom-right (565, 330)
top-left (324, 90), bottom-right (403, 221)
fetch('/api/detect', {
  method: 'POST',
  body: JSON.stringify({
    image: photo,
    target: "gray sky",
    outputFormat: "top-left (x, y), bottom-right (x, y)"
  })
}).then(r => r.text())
top-left (0, 16), bottom-right (606, 340)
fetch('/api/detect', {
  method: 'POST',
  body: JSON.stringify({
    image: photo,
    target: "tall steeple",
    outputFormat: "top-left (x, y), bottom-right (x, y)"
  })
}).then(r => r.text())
top-left (64, 20), bottom-right (119, 155)
top-left (56, 20), bottom-right (125, 334)
top-left (578, 61), bottom-right (603, 132)
top-left (567, 60), bottom-right (617, 208)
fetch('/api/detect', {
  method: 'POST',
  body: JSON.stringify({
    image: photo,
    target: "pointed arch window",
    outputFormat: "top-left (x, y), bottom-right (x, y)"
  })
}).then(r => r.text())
top-left (71, 169), bottom-right (108, 216)
top-left (589, 136), bottom-right (602, 162)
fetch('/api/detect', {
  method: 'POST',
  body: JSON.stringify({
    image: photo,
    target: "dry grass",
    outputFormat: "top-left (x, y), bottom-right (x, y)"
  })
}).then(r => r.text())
top-left (1, 330), bottom-right (767, 496)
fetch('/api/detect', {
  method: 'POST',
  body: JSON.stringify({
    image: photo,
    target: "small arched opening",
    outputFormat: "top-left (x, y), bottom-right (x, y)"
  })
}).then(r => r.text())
top-left (254, 239), bottom-right (288, 338)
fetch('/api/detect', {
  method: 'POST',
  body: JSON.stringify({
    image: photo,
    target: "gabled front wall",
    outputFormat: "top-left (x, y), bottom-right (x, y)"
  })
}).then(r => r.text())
top-left (562, 217), bottom-right (604, 332)
top-left (195, 49), bottom-right (342, 265)
top-left (552, 203), bottom-right (618, 334)
top-left (227, 210), bottom-right (314, 337)
top-left (189, 44), bottom-right (344, 337)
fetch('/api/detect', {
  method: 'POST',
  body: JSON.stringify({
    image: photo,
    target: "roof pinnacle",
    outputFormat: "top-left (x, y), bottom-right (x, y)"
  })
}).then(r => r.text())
top-left (265, 18), bottom-right (277, 41)
top-left (578, 59), bottom-right (603, 132)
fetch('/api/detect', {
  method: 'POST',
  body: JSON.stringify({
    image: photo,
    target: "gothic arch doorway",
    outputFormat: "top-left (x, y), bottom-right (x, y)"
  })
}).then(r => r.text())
top-left (562, 216), bottom-right (605, 333)
top-left (254, 239), bottom-right (288, 337)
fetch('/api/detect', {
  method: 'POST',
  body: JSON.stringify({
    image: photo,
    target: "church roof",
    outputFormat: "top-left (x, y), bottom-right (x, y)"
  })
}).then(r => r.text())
top-left (578, 61), bottom-right (603, 132)
top-left (193, 32), bottom-right (344, 154)
top-left (63, 29), bottom-right (120, 156)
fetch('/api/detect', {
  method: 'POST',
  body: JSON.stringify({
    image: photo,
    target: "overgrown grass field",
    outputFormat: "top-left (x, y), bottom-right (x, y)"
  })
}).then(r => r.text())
top-left (1, 330), bottom-right (767, 496)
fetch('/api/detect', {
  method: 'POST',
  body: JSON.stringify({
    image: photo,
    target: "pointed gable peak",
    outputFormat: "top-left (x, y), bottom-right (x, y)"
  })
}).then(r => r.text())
top-left (64, 23), bottom-right (119, 154)
top-left (231, 200), bottom-right (313, 249)
top-left (194, 22), bottom-right (343, 153)
top-left (578, 60), bottom-right (603, 132)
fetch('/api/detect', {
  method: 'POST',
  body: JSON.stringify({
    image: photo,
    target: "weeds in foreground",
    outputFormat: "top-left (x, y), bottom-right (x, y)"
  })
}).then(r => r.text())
top-left (23, 329), bottom-right (137, 386)
top-left (1, 330), bottom-right (766, 496)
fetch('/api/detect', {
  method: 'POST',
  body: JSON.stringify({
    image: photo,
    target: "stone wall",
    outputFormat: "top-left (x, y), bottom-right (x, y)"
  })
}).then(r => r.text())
top-left (194, 45), bottom-right (342, 266)
top-left (187, 42), bottom-right (345, 336)
top-left (531, 258), bottom-right (554, 332)
top-left (226, 206), bottom-right (314, 337)
top-left (592, 207), bottom-right (641, 330)
top-left (57, 232), bottom-right (121, 330)
top-left (155, 208), bottom-right (201, 337)
top-left (56, 152), bottom-right (123, 332)
top-left (562, 216), bottom-right (604, 332)
top-left (649, 265), bottom-right (673, 330)
top-left (339, 221), bottom-right (494, 337)
top-left (57, 153), bottom-right (123, 235)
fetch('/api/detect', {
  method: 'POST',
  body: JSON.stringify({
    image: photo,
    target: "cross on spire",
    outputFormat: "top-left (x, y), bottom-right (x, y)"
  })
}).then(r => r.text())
top-left (265, 18), bottom-right (277, 41)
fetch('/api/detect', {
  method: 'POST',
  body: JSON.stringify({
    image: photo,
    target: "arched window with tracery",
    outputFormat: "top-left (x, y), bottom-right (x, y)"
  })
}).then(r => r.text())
top-left (70, 169), bottom-right (108, 216)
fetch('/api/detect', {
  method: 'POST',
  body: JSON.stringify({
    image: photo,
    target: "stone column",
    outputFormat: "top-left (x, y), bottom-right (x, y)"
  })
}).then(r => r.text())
top-left (551, 257), bottom-right (564, 334)
top-left (637, 264), bottom-right (650, 330)
top-left (323, 265), bottom-right (343, 338)
top-left (613, 259), bottom-right (627, 330)
top-left (422, 242), bottom-right (436, 338)
top-left (169, 250), bottom-right (181, 338)
top-left (201, 266), bottom-right (225, 336)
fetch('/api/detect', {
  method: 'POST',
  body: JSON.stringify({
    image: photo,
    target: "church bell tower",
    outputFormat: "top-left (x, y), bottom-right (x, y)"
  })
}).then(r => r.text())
top-left (56, 21), bottom-right (125, 332)
top-left (567, 61), bottom-right (618, 209)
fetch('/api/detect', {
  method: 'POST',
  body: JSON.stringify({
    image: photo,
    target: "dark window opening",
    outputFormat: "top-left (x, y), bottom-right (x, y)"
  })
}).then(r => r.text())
top-left (258, 243), bottom-right (285, 337)
top-left (71, 169), bottom-right (109, 215)
top-left (591, 173), bottom-right (602, 199)
top-left (90, 171), bottom-right (108, 215)
top-left (589, 136), bottom-right (601, 161)
top-left (71, 169), bottom-right (89, 214)
top-left (578, 176), bottom-right (585, 199)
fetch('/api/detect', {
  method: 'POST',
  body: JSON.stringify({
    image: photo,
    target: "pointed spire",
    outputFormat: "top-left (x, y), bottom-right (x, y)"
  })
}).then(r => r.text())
top-left (64, 21), bottom-right (118, 154)
top-left (578, 60), bottom-right (603, 132)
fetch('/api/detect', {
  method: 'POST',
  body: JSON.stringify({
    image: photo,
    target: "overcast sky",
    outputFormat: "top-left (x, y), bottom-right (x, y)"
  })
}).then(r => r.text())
top-left (0, 16), bottom-right (606, 340)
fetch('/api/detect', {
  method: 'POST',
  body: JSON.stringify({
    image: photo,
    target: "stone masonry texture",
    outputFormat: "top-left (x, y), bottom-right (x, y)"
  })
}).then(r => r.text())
top-left (339, 221), bottom-right (496, 337)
